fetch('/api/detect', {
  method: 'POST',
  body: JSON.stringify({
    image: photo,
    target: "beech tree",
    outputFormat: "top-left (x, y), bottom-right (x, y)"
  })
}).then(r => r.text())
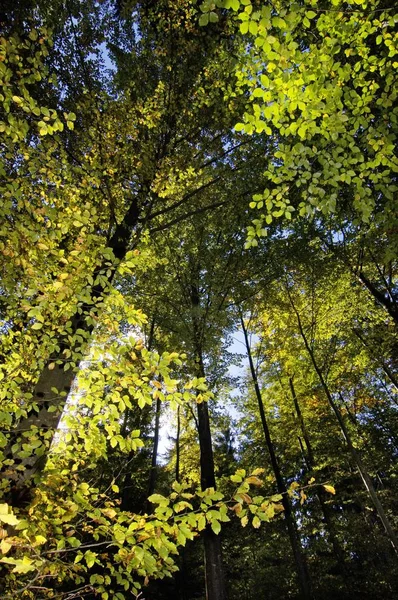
top-left (1, 1), bottom-right (397, 599)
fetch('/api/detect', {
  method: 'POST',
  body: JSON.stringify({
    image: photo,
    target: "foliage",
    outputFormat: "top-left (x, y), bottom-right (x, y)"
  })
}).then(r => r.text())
top-left (1, 1), bottom-right (397, 598)
top-left (200, 0), bottom-right (398, 245)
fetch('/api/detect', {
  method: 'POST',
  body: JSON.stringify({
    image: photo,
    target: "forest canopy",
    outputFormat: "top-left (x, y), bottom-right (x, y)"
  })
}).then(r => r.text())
top-left (0, 1), bottom-right (397, 599)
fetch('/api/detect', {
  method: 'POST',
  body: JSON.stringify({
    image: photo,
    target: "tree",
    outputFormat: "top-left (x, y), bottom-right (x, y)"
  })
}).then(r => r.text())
top-left (1, 1), bottom-right (398, 598)
top-left (240, 312), bottom-right (314, 600)
top-left (0, 0), bottom-right (247, 495)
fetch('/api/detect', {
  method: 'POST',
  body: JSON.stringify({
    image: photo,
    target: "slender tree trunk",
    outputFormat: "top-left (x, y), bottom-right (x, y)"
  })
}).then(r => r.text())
top-left (173, 404), bottom-right (188, 600)
top-left (120, 408), bottom-right (143, 513)
top-left (240, 317), bottom-right (313, 600)
top-left (286, 287), bottom-right (398, 556)
top-left (144, 311), bottom-right (161, 507)
top-left (288, 377), bottom-right (314, 466)
top-left (176, 405), bottom-right (181, 483)
top-left (191, 283), bottom-right (228, 600)
top-left (353, 327), bottom-right (398, 391)
top-left (147, 397), bottom-right (161, 501)
top-left (321, 236), bottom-right (398, 326)
top-left (289, 377), bottom-right (347, 571)
top-left (357, 271), bottom-right (398, 326)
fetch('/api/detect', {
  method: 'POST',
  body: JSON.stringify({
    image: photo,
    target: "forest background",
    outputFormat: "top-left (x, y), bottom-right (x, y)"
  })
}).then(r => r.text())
top-left (0, 0), bottom-right (397, 599)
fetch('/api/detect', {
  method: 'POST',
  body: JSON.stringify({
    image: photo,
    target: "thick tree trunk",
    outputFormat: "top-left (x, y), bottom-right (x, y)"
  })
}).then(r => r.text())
top-left (2, 196), bottom-right (143, 498)
top-left (286, 287), bottom-right (398, 556)
top-left (191, 283), bottom-right (228, 600)
top-left (197, 397), bottom-right (227, 600)
top-left (241, 317), bottom-right (313, 600)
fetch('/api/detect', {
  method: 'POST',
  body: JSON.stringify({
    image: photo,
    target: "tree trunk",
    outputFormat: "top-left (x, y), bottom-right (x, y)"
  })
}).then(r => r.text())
top-left (241, 317), bottom-right (313, 600)
top-left (286, 286), bottom-right (398, 556)
top-left (145, 315), bottom-right (162, 511)
top-left (321, 236), bottom-right (398, 327)
top-left (176, 405), bottom-right (181, 483)
top-left (191, 283), bottom-right (228, 600)
top-left (2, 195), bottom-right (143, 498)
top-left (357, 270), bottom-right (398, 326)
top-left (353, 327), bottom-right (398, 392)
top-left (288, 377), bottom-right (347, 571)
top-left (173, 405), bottom-right (187, 599)
top-left (197, 396), bottom-right (228, 600)
top-left (146, 397), bottom-right (161, 508)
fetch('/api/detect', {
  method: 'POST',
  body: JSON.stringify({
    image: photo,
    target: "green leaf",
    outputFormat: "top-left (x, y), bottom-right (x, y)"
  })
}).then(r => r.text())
top-left (84, 550), bottom-right (97, 568)
top-left (199, 13), bottom-right (209, 26)
top-left (148, 494), bottom-right (169, 506)
top-left (211, 519), bottom-right (221, 535)
top-left (225, 0), bottom-right (240, 10)
top-left (240, 21), bottom-right (249, 34)
top-left (249, 21), bottom-right (258, 35)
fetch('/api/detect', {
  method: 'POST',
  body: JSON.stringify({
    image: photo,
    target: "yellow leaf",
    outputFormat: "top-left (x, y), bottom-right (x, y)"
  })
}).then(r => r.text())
top-left (197, 514), bottom-right (206, 531)
top-left (0, 539), bottom-right (12, 554)
top-left (245, 476), bottom-right (262, 486)
top-left (323, 484), bottom-right (336, 495)
top-left (0, 506), bottom-right (19, 526)
top-left (33, 535), bottom-right (47, 546)
top-left (252, 515), bottom-right (261, 529)
top-left (251, 468), bottom-right (265, 476)
top-left (102, 508), bottom-right (117, 519)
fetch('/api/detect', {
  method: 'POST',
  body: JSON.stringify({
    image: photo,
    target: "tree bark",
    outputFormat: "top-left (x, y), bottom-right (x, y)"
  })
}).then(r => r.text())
top-left (240, 316), bottom-right (314, 600)
top-left (121, 315), bottom-right (156, 513)
top-left (145, 316), bottom-right (162, 511)
top-left (191, 283), bottom-right (228, 600)
top-left (197, 397), bottom-right (228, 600)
